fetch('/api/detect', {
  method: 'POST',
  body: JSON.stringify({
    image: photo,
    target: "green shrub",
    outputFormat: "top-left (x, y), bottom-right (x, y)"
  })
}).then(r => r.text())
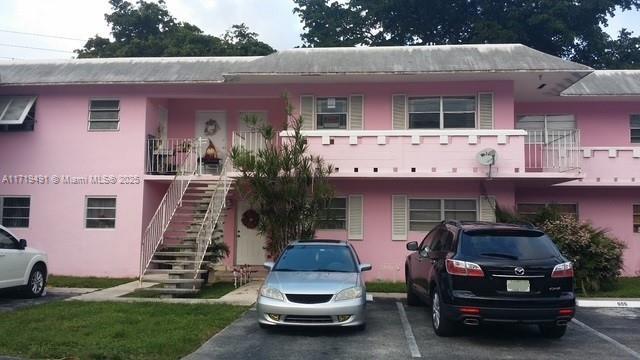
top-left (539, 216), bottom-right (625, 294)
top-left (496, 204), bottom-right (625, 295)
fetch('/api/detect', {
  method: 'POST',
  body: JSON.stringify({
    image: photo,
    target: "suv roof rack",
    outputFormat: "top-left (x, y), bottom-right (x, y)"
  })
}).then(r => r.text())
top-left (443, 220), bottom-right (539, 230)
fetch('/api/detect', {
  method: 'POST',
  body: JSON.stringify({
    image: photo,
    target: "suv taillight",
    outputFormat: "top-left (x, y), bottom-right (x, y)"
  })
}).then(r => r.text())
top-left (551, 262), bottom-right (574, 278)
top-left (446, 259), bottom-right (485, 277)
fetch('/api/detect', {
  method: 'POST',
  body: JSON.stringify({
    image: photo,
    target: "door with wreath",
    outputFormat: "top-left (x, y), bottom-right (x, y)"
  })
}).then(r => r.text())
top-left (195, 111), bottom-right (227, 164)
top-left (236, 200), bottom-right (266, 265)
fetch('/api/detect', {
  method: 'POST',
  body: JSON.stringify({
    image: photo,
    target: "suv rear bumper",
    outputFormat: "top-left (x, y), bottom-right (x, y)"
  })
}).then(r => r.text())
top-left (441, 303), bottom-right (574, 325)
top-left (442, 293), bottom-right (576, 325)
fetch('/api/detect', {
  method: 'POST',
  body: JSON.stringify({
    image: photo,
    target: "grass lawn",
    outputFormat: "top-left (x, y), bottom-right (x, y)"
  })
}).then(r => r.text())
top-left (581, 277), bottom-right (640, 298)
top-left (122, 282), bottom-right (237, 299)
top-left (366, 281), bottom-right (406, 293)
top-left (48, 275), bottom-right (135, 289)
top-left (0, 301), bottom-right (247, 360)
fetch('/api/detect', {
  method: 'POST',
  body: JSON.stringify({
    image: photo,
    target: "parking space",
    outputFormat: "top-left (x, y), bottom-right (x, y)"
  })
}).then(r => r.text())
top-left (185, 298), bottom-right (640, 360)
top-left (0, 291), bottom-right (73, 313)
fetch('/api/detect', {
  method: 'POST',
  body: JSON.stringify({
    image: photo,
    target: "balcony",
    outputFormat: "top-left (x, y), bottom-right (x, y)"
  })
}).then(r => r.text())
top-left (561, 146), bottom-right (640, 186)
top-left (279, 129), bottom-right (582, 180)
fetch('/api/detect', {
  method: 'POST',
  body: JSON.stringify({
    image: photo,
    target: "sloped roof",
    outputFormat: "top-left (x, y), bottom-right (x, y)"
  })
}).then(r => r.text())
top-left (561, 70), bottom-right (640, 96)
top-left (0, 57), bottom-right (259, 86)
top-left (232, 44), bottom-right (592, 75)
top-left (0, 44), bottom-right (593, 86)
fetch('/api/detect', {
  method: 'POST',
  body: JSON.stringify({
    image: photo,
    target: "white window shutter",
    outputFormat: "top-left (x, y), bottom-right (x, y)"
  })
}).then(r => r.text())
top-left (392, 95), bottom-right (407, 130)
top-left (392, 195), bottom-right (408, 240)
top-left (300, 95), bottom-right (315, 130)
top-left (478, 92), bottom-right (494, 129)
top-left (349, 95), bottom-right (364, 130)
top-left (479, 196), bottom-right (497, 222)
top-left (348, 195), bottom-right (364, 240)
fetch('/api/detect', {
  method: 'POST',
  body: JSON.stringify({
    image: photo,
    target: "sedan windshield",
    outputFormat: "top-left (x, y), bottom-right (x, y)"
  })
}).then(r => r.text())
top-left (274, 245), bottom-right (357, 273)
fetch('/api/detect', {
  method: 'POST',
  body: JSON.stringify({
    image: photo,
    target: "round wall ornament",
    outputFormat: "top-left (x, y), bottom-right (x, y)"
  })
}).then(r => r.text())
top-left (241, 209), bottom-right (260, 229)
top-left (204, 118), bottom-right (220, 136)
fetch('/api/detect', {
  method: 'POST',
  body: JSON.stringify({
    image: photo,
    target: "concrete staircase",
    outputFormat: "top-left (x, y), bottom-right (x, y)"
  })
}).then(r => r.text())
top-left (141, 180), bottom-right (228, 296)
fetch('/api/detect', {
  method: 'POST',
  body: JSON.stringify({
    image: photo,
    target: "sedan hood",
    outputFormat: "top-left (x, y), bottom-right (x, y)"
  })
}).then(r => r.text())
top-left (266, 271), bottom-right (360, 294)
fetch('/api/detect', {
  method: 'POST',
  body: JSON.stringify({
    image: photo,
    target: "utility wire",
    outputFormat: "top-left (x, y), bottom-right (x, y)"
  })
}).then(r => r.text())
top-left (0, 29), bottom-right (85, 41)
top-left (0, 43), bottom-right (75, 53)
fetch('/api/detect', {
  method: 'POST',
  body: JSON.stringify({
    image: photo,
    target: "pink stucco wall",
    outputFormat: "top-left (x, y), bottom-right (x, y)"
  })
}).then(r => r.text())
top-left (515, 102), bottom-right (640, 147)
top-left (0, 88), bottom-right (148, 277)
top-left (314, 179), bottom-right (516, 281)
top-left (515, 187), bottom-right (640, 276)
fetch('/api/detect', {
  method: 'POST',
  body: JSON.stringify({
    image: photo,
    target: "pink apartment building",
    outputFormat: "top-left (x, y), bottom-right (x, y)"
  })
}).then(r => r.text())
top-left (0, 44), bottom-right (639, 290)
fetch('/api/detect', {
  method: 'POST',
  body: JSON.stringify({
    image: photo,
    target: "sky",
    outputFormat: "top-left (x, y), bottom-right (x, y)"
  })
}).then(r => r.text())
top-left (0, 0), bottom-right (639, 60)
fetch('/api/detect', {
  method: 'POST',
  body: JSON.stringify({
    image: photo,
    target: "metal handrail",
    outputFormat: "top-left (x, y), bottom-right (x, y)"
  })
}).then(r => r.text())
top-left (525, 129), bottom-right (581, 172)
top-left (139, 138), bottom-right (204, 281)
top-left (232, 130), bottom-right (267, 153)
top-left (192, 157), bottom-right (233, 281)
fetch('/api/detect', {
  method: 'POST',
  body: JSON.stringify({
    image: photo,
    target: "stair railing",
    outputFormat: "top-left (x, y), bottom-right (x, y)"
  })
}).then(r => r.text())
top-left (139, 138), bottom-right (204, 281)
top-left (192, 157), bottom-right (233, 282)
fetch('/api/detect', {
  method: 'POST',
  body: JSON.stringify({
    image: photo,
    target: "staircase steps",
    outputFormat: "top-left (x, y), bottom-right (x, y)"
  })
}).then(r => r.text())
top-left (150, 259), bottom-right (211, 265)
top-left (142, 277), bottom-right (205, 284)
top-left (146, 269), bottom-right (207, 275)
top-left (154, 251), bottom-right (213, 257)
top-left (139, 287), bottom-right (200, 295)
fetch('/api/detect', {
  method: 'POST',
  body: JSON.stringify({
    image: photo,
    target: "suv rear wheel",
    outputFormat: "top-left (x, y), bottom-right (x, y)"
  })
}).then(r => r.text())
top-left (431, 290), bottom-right (456, 337)
top-left (539, 324), bottom-right (567, 339)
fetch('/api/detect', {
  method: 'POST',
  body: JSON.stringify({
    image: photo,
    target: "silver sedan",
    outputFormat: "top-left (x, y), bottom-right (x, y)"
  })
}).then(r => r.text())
top-left (257, 240), bottom-right (372, 330)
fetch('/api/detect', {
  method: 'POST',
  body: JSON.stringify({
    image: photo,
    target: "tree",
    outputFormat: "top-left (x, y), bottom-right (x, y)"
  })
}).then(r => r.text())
top-left (76, 0), bottom-right (274, 58)
top-left (293, 0), bottom-right (640, 69)
top-left (230, 96), bottom-right (334, 258)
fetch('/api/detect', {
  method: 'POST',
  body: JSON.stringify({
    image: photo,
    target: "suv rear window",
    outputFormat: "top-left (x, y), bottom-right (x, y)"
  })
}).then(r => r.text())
top-left (459, 230), bottom-right (561, 260)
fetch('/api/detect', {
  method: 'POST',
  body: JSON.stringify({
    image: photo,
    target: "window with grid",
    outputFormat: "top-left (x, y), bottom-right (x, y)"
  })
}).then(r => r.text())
top-left (408, 96), bottom-right (476, 129)
top-left (634, 205), bottom-right (640, 233)
top-left (516, 114), bottom-right (576, 144)
top-left (316, 97), bottom-right (348, 129)
top-left (317, 198), bottom-right (347, 229)
top-left (517, 203), bottom-right (578, 219)
top-left (409, 199), bottom-right (477, 231)
top-left (631, 115), bottom-right (640, 144)
top-left (85, 197), bottom-right (116, 229)
top-left (1, 197), bottom-right (30, 228)
top-left (89, 100), bottom-right (120, 131)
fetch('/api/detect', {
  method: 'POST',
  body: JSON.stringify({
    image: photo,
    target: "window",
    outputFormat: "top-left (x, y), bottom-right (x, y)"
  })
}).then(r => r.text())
top-left (409, 199), bottom-right (477, 231)
top-left (408, 96), bottom-right (476, 129)
top-left (317, 198), bottom-right (347, 230)
top-left (631, 115), bottom-right (640, 144)
top-left (1, 196), bottom-right (30, 228)
top-left (85, 197), bottom-right (116, 228)
top-left (89, 100), bottom-right (120, 131)
top-left (0, 229), bottom-right (19, 249)
top-left (516, 114), bottom-right (576, 143)
top-left (517, 203), bottom-right (578, 219)
top-left (316, 97), bottom-right (347, 129)
top-left (634, 205), bottom-right (640, 233)
top-left (0, 96), bottom-right (36, 132)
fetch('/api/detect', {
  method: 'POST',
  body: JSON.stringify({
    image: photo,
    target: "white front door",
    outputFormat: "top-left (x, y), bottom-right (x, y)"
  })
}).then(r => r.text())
top-left (195, 111), bottom-right (227, 160)
top-left (236, 200), bottom-right (266, 265)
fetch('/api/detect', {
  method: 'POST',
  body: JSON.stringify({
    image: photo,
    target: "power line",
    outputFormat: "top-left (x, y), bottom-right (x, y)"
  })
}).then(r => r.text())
top-left (0, 29), bottom-right (85, 41)
top-left (0, 43), bottom-right (75, 54)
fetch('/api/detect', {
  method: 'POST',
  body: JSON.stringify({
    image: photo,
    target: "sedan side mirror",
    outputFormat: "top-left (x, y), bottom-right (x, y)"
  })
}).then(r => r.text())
top-left (359, 263), bottom-right (372, 272)
top-left (263, 261), bottom-right (275, 270)
top-left (406, 241), bottom-right (419, 251)
top-left (18, 239), bottom-right (27, 249)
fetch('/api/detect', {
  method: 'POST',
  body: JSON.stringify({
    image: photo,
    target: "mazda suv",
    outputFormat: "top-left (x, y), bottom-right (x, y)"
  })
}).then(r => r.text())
top-left (405, 221), bottom-right (575, 338)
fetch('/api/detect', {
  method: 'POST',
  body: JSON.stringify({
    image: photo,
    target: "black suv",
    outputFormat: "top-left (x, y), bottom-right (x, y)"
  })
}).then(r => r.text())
top-left (405, 221), bottom-right (575, 338)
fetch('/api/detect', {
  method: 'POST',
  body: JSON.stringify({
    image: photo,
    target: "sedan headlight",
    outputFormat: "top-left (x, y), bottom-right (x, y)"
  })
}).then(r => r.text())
top-left (260, 286), bottom-right (285, 301)
top-left (335, 286), bottom-right (363, 301)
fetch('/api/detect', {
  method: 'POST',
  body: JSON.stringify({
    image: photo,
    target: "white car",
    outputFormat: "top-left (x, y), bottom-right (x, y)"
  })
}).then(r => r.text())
top-left (0, 225), bottom-right (48, 297)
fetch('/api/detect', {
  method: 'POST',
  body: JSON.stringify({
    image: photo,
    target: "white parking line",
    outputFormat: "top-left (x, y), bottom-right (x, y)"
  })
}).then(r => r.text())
top-left (573, 318), bottom-right (640, 359)
top-left (396, 301), bottom-right (421, 358)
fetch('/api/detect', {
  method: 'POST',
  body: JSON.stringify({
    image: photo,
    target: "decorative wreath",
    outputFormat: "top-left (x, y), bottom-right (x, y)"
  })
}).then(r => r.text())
top-left (204, 118), bottom-right (220, 136)
top-left (241, 209), bottom-right (260, 229)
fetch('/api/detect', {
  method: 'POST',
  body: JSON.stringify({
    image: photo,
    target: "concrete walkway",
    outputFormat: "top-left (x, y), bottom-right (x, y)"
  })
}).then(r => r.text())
top-left (68, 280), bottom-right (261, 306)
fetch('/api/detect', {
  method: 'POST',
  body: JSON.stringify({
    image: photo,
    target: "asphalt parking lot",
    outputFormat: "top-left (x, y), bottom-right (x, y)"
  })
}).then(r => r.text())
top-left (185, 298), bottom-right (640, 360)
top-left (0, 290), bottom-right (72, 313)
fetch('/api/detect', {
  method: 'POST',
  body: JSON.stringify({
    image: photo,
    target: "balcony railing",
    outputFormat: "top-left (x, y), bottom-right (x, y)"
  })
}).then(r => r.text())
top-left (279, 129), bottom-right (581, 177)
top-left (146, 138), bottom-right (222, 175)
top-left (232, 130), bottom-right (267, 153)
top-left (524, 130), bottom-right (581, 173)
